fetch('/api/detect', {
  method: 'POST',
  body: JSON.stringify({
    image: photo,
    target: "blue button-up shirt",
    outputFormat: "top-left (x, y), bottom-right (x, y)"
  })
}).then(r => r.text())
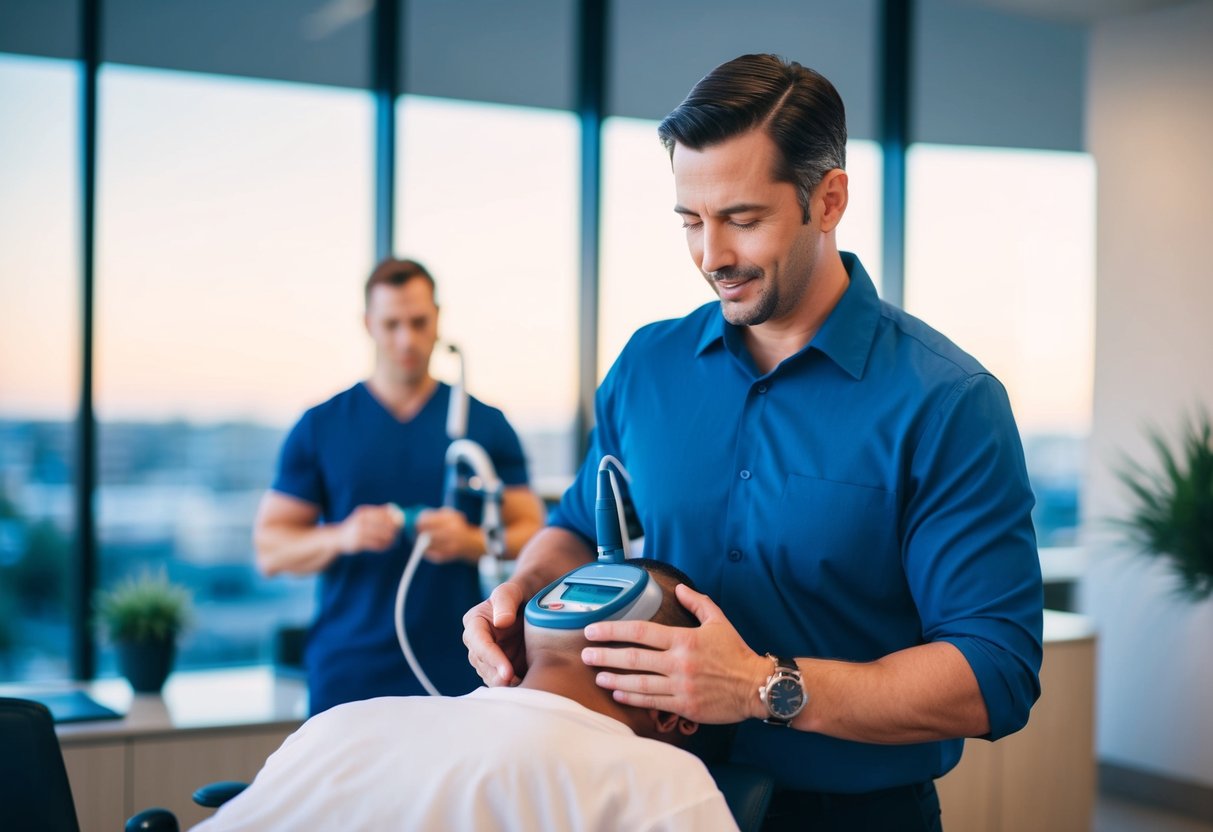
top-left (550, 253), bottom-right (1042, 792)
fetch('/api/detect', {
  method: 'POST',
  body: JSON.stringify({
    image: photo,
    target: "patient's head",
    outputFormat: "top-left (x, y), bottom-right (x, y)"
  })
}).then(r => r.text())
top-left (523, 558), bottom-right (699, 652)
top-left (522, 558), bottom-right (702, 745)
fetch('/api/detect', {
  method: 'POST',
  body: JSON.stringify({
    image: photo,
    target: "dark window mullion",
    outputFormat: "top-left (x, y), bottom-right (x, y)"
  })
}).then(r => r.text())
top-left (576, 0), bottom-right (607, 460)
top-left (374, 0), bottom-right (402, 261)
top-left (74, 0), bottom-right (101, 681)
top-left (880, 0), bottom-right (912, 308)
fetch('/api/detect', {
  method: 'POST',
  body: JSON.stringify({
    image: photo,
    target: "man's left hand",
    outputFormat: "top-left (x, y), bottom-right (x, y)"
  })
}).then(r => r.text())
top-left (581, 583), bottom-right (769, 724)
top-left (415, 508), bottom-right (484, 563)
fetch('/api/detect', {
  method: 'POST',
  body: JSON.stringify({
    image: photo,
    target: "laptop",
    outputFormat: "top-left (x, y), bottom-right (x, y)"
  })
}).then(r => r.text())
top-left (23, 690), bottom-right (124, 724)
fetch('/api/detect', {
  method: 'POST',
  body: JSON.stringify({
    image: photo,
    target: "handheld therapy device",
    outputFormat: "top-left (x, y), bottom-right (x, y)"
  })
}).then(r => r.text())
top-left (524, 456), bottom-right (662, 629)
top-left (394, 343), bottom-right (505, 695)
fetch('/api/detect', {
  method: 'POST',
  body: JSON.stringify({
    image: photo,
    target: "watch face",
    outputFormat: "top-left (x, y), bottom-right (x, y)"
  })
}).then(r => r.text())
top-left (768, 677), bottom-right (805, 718)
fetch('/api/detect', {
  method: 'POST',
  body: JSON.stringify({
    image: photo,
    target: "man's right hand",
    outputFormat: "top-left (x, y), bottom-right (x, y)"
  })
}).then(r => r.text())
top-left (461, 527), bottom-right (598, 686)
top-left (336, 504), bottom-right (403, 555)
top-left (462, 581), bottom-right (528, 686)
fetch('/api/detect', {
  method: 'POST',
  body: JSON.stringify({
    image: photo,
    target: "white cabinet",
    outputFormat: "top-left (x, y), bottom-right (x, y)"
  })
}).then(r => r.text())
top-left (937, 611), bottom-right (1097, 832)
top-left (45, 668), bottom-right (306, 832)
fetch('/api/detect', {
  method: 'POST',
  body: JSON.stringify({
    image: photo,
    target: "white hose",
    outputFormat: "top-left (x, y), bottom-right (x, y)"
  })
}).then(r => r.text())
top-left (394, 530), bottom-right (442, 696)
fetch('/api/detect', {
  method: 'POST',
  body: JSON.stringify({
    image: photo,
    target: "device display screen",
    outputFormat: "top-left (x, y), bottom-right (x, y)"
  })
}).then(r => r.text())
top-left (560, 582), bottom-right (623, 604)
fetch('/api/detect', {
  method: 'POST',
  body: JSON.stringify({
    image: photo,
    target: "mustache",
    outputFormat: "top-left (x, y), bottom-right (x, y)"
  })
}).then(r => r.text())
top-left (706, 266), bottom-right (764, 283)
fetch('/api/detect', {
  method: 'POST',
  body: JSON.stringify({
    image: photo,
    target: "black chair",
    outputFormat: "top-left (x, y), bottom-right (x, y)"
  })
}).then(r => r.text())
top-left (0, 696), bottom-right (181, 832)
top-left (709, 763), bottom-right (775, 832)
top-left (0, 696), bottom-right (84, 832)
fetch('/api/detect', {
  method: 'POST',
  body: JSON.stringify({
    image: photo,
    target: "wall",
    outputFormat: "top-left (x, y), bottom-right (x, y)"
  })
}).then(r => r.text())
top-left (1081, 0), bottom-right (1213, 788)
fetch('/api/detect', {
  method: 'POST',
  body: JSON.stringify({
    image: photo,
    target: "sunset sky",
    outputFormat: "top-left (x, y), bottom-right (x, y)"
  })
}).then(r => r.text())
top-left (1, 54), bottom-right (1094, 439)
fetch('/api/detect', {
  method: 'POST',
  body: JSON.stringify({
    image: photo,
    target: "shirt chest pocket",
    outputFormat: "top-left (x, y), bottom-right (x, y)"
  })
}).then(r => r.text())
top-left (772, 473), bottom-right (903, 601)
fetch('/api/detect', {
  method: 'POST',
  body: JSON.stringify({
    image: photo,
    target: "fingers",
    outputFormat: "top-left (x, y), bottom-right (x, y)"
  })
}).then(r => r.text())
top-left (414, 507), bottom-right (463, 532)
top-left (461, 601), bottom-right (516, 686)
top-left (365, 523), bottom-right (398, 550)
top-left (674, 583), bottom-right (724, 623)
top-left (461, 584), bottom-right (527, 686)
top-left (415, 508), bottom-right (477, 561)
top-left (595, 667), bottom-right (684, 714)
top-left (340, 505), bottom-right (400, 553)
top-left (607, 690), bottom-right (672, 711)
top-left (583, 619), bottom-right (675, 650)
top-left (467, 624), bottom-right (513, 685)
top-left (581, 643), bottom-right (672, 673)
top-left (593, 669), bottom-right (675, 697)
top-left (489, 582), bottom-right (522, 629)
top-left (413, 509), bottom-right (438, 532)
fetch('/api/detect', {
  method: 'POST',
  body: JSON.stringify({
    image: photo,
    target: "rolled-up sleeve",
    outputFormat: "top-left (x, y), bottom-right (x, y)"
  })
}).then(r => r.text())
top-left (903, 372), bottom-right (1043, 740)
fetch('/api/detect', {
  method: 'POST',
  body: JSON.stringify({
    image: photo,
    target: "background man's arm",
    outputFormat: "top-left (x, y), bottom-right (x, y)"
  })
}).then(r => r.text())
top-left (254, 491), bottom-right (400, 576)
top-left (499, 485), bottom-right (545, 558)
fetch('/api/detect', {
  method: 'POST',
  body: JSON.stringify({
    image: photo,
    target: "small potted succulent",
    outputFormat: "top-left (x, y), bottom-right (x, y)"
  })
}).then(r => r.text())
top-left (1115, 409), bottom-right (1213, 602)
top-left (96, 569), bottom-right (193, 693)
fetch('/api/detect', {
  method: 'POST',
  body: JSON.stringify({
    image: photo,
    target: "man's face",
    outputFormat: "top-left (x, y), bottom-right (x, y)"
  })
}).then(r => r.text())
top-left (364, 279), bottom-right (439, 386)
top-left (672, 128), bottom-right (819, 328)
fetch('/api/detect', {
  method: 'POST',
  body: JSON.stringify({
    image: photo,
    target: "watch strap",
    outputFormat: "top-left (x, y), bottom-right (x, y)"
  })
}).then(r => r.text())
top-left (773, 655), bottom-right (797, 674)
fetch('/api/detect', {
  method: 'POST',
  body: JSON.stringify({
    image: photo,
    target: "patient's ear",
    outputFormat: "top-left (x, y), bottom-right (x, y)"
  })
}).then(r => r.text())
top-left (649, 710), bottom-right (699, 737)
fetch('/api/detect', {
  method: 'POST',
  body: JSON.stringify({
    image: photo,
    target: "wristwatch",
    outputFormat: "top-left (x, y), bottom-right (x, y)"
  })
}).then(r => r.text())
top-left (759, 654), bottom-right (807, 726)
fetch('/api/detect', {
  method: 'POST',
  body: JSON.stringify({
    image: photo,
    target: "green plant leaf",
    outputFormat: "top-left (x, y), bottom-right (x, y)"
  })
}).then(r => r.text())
top-left (1114, 408), bottom-right (1213, 602)
top-left (94, 569), bottom-right (193, 644)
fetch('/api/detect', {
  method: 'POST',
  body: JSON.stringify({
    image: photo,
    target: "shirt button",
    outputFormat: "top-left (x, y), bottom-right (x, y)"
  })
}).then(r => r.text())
top-left (756, 384), bottom-right (768, 394)
top-left (728, 549), bottom-right (743, 562)
top-left (739, 469), bottom-right (751, 480)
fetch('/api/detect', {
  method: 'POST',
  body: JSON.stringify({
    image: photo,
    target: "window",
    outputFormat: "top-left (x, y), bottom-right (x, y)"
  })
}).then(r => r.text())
top-left (0, 53), bottom-right (79, 682)
top-left (396, 95), bottom-right (580, 496)
top-left (95, 65), bottom-right (374, 672)
top-left (906, 145), bottom-right (1096, 547)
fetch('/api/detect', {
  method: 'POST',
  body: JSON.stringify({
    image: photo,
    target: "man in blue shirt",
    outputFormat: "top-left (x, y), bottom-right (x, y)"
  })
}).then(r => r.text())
top-left (255, 257), bottom-right (544, 715)
top-left (464, 55), bottom-right (1042, 830)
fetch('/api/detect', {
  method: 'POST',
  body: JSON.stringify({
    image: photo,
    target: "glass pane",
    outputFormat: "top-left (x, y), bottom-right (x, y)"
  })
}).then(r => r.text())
top-left (0, 53), bottom-right (78, 682)
top-left (96, 64), bottom-right (374, 673)
top-left (599, 116), bottom-right (707, 376)
top-left (839, 140), bottom-right (883, 294)
top-left (600, 116), bottom-right (883, 375)
top-left (906, 145), bottom-right (1096, 548)
top-left (396, 95), bottom-right (580, 496)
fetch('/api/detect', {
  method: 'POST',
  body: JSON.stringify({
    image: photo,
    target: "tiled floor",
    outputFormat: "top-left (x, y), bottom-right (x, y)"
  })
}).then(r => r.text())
top-left (1095, 794), bottom-right (1213, 832)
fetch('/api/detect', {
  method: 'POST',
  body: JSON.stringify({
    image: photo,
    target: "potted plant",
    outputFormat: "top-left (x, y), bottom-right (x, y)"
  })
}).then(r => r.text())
top-left (96, 569), bottom-right (193, 693)
top-left (1115, 409), bottom-right (1213, 601)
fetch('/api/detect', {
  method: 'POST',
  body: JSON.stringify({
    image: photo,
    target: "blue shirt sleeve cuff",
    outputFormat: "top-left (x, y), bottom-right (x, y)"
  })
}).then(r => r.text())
top-left (939, 633), bottom-right (1042, 740)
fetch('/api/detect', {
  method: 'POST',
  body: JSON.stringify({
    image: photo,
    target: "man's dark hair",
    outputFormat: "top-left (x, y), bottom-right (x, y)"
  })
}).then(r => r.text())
top-left (657, 53), bottom-right (847, 224)
top-left (632, 558), bottom-right (699, 629)
top-left (364, 257), bottom-right (437, 307)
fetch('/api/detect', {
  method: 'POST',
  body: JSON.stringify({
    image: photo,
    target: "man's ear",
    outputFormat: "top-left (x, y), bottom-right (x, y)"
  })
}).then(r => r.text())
top-left (815, 168), bottom-right (849, 234)
top-left (649, 710), bottom-right (700, 737)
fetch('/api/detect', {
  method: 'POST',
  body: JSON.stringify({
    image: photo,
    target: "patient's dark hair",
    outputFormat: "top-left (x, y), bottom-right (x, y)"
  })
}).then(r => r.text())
top-left (632, 558), bottom-right (699, 629)
top-left (657, 53), bottom-right (846, 223)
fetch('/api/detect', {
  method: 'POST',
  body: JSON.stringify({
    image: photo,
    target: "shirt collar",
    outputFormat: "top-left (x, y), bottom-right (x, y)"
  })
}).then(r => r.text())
top-left (809, 251), bottom-right (881, 380)
top-left (694, 252), bottom-right (881, 381)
